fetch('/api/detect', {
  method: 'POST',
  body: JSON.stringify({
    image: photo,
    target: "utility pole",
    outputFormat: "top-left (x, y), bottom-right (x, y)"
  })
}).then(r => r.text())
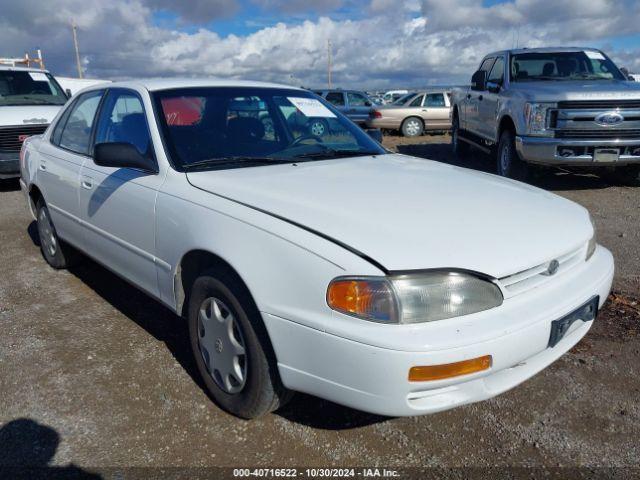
top-left (71, 20), bottom-right (83, 78)
top-left (327, 40), bottom-right (332, 89)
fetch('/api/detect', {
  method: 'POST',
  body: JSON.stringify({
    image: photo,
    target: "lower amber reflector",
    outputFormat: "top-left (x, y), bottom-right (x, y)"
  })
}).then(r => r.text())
top-left (408, 355), bottom-right (492, 382)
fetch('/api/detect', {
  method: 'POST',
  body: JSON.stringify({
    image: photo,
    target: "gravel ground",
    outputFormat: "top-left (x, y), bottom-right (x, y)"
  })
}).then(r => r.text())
top-left (0, 134), bottom-right (639, 476)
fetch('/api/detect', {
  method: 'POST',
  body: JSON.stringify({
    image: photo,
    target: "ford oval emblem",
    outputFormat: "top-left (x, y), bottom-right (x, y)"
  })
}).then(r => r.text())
top-left (594, 112), bottom-right (624, 126)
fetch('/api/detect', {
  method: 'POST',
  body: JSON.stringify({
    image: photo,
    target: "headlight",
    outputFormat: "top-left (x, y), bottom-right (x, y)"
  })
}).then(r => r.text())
top-left (586, 215), bottom-right (597, 261)
top-left (327, 272), bottom-right (503, 324)
top-left (523, 102), bottom-right (554, 136)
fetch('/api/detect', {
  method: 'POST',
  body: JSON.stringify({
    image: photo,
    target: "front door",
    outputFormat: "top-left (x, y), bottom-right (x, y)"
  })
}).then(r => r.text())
top-left (78, 88), bottom-right (164, 298)
top-left (478, 55), bottom-right (505, 140)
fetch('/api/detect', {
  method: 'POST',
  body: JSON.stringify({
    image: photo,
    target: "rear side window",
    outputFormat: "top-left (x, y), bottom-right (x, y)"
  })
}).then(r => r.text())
top-left (94, 89), bottom-right (152, 157)
top-left (325, 92), bottom-right (345, 106)
top-left (425, 93), bottom-right (446, 107)
top-left (57, 90), bottom-right (103, 155)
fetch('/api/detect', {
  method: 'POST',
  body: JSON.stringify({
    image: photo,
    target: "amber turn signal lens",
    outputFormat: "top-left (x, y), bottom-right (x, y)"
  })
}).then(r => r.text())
top-left (326, 278), bottom-right (397, 322)
top-left (408, 355), bottom-right (492, 382)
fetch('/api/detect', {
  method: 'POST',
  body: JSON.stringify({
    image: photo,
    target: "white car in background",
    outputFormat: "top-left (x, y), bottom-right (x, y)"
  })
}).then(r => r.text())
top-left (20, 79), bottom-right (613, 419)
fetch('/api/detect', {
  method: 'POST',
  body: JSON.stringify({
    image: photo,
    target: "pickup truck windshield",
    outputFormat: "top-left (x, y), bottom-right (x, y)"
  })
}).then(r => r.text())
top-left (510, 51), bottom-right (625, 82)
top-left (0, 70), bottom-right (67, 106)
top-left (153, 87), bottom-right (386, 171)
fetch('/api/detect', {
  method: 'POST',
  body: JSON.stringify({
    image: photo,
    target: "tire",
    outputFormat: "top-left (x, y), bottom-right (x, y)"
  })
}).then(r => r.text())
top-left (497, 129), bottom-right (529, 181)
top-left (307, 118), bottom-right (328, 137)
top-left (401, 117), bottom-right (424, 137)
top-left (451, 115), bottom-right (468, 157)
top-left (35, 199), bottom-right (80, 269)
top-left (601, 165), bottom-right (640, 186)
top-left (188, 269), bottom-right (292, 418)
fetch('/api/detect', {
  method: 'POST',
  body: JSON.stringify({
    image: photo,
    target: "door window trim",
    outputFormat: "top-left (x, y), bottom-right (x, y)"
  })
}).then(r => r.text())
top-left (487, 55), bottom-right (505, 85)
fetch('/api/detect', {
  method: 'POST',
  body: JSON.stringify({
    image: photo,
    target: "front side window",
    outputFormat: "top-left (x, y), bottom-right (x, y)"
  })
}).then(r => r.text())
top-left (425, 93), bottom-right (446, 107)
top-left (510, 51), bottom-right (625, 81)
top-left (57, 90), bottom-right (103, 155)
top-left (347, 92), bottom-right (368, 106)
top-left (479, 57), bottom-right (495, 73)
top-left (0, 70), bottom-right (67, 106)
top-left (94, 89), bottom-right (152, 157)
top-left (153, 87), bottom-right (385, 171)
top-left (325, 92), bottom-right (345, 106)
top-left (488, 57), bottom-right (505, 84)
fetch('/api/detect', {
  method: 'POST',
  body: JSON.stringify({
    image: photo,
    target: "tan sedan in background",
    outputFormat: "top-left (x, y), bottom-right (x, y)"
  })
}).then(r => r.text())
top-left (366, 90), bottom-right (452, 137)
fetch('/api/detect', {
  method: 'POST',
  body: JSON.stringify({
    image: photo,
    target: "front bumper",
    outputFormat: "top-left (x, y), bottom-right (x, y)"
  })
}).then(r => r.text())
top-left (516, 136), bottom-right (640, 166)
top-left (264, 246), bottom-right (614, 416)
top-left (0, 151), bottom-right (20, 179)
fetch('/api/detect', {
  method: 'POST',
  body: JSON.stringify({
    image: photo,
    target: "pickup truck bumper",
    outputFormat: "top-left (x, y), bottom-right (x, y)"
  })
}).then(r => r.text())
top-left (0, 151), bottom-right (20, 179)
top-left (515, 136), bottom-right (640, 166)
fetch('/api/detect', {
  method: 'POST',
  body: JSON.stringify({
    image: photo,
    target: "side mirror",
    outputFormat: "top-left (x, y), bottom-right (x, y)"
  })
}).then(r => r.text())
top-left (365, 128), bottom-right (383, 143)
top-left (65, 88), bottom-right (73, 98)
top-left (365, 101), bottom-right (372, 107)
top-left (620, 67), bottom-right (630, 80)
top-left (94, 142), bottom-right (157, 173)
top-left (471, 70), bottom-right (487, 91)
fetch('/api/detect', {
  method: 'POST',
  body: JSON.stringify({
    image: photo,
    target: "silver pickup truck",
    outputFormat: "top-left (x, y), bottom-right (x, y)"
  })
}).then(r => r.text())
top-left (450, 47), bottom-right (640, 184)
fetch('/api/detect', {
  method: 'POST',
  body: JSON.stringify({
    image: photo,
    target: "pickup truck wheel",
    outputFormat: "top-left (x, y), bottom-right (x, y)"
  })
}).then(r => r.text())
top-left (188, 271), bottom-right (292, 418)
top-left (601, 165), bottom-right (640, 186)
top-left (497, 130), bottom-right (529, 181)
top-left (451, 116), bottom-right (468, 157)
top-left (401, 117), bottom-right (424, 137)
top-left (36, 200), bottom-right (80, 269)
top-left (308, 118), bottom-right (328, 137)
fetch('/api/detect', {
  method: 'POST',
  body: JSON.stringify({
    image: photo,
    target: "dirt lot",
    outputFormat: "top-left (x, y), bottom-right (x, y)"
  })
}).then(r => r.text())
top-left (1, 134), bottom-right (639, 476)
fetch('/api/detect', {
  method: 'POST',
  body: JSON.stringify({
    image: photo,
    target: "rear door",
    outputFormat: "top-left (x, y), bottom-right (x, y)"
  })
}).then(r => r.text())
top-left (37, 89), bottom-right (104, 248)
top-left (345, 92), bottom-right (372, 124)
top-left (421, 93), bottom-right (450, 130)
top-left (78, 88), bottom-right (165, 298)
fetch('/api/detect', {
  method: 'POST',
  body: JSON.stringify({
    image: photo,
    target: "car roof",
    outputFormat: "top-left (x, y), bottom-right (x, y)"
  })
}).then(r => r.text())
top-left (0, 65), bottom-right (51, 73)
top-left (484, 47), bottom-right (603, 58)
top-left (78, 78), bottom-right (305, 93)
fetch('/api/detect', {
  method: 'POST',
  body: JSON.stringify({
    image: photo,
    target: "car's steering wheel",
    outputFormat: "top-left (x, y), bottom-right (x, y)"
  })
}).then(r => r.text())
top-left (291, 134), bottom-right (323, 147)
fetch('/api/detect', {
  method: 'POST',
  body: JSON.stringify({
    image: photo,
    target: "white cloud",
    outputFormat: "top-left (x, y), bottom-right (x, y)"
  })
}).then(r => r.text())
top-left (0, 0), bottom-right (638, 88)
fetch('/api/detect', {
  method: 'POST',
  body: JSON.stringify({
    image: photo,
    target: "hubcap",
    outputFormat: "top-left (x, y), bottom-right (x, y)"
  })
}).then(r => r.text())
top-left (197, 297), bottom-right (247, 394)
top-left (38, 208), bottom-right (57, 257)
top-left (310, 121), bottom-right (325, 136)
top-left (405, 120), bottom-right (420, 136)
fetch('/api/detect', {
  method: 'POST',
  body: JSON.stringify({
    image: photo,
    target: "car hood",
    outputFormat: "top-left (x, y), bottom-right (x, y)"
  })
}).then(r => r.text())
top-left (509, 80), bottom-right (640, 102)
top-left (0, 105), bottom-right (62, 127)
top-left (187, 154), bottom-right (591, 278)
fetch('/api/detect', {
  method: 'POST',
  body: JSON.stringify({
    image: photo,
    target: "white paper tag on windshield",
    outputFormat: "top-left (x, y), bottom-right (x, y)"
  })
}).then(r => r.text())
top-left (28, 72), bottom-right (49, 82)
top-left (585, 50), bottom-right (605, 61)
top-left (287, 97), bottom-right (336, 118)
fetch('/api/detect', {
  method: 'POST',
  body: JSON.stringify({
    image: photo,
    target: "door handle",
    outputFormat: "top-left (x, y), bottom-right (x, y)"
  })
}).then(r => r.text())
top-left (478, 95), bottom-right (483, 101)
top-left (466, 94), bottom-right (471, 99)
top-left (81, 176), bottom-right (93, 190)
top-left (39, 162), bottom-right (47, 171)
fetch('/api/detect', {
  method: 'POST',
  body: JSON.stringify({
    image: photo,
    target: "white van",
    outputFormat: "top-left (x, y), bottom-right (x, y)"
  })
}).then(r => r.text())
top-left (0, 66), bottom-right (68, 179)
top-left (381, 89), bottom-right (409, 104)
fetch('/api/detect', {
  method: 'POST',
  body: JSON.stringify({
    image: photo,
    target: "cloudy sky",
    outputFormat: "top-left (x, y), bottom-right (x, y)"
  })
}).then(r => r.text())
top-left (1, 0), bottom-right (639, 89)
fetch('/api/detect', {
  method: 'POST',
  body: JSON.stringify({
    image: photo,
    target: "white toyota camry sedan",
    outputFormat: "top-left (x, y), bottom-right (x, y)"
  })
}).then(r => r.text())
top-left (19, 79), bottom-right (614, 418)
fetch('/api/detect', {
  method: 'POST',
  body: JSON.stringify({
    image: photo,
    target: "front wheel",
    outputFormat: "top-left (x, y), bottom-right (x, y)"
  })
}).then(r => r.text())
top-left (307, 118), bottom-right (328, 137)
top-left (451, 115), bottom-right (468, 157)
top-left (497, 130), bottom-right (529, 181)
top-left (188, 270), bottom-right (292, 418)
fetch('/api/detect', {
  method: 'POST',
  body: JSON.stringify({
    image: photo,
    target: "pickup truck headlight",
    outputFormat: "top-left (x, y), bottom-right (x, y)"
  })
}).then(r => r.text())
top-left (327, 272), bottom-right (503, 324)
top-left (523, 102), bottom-right (554, 136)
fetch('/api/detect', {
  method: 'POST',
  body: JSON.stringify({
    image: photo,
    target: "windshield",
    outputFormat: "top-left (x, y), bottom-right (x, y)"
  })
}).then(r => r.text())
top-left (392, 92), bottom-right (416, 105)
top-left (153, 87), bottom-right (386, 171)
top-left (0, 70), bottom-right (67, 106)
top-left (510, 51), bottom-right (625, 82)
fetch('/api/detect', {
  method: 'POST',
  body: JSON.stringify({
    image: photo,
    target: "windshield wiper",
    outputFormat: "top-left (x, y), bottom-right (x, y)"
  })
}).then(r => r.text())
top-left (294, 149), bottom-right (381, 160)
top-left (182, 156), bottom-right (294, 171)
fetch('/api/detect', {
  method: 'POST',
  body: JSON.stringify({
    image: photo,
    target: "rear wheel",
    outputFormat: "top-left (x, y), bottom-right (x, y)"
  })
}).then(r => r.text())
top-left (451, 115), bottom-right (468, 157)
top-left (401, 117), bottom-right (423, 137)
top-left (308, 118), bottom-right (328, 137)
top-left (36, 199), bottom-right (80, 269)
top-left (497, 129), bottom-right (529, 181)
top-left (188, 270), bottom-right (292, 418)
top-left (601, 165), bottom-right (640, 186)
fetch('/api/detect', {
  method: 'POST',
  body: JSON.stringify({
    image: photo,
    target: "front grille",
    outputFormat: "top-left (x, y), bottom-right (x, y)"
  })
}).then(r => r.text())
top-left (0, 124), bottom-right (49, 152)
top-left (497, 246), bottom-right (585, 298)
top-left (558, 100), bottom-right (640, 109)
top-left (555, 128), bottom-right (640, 139)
